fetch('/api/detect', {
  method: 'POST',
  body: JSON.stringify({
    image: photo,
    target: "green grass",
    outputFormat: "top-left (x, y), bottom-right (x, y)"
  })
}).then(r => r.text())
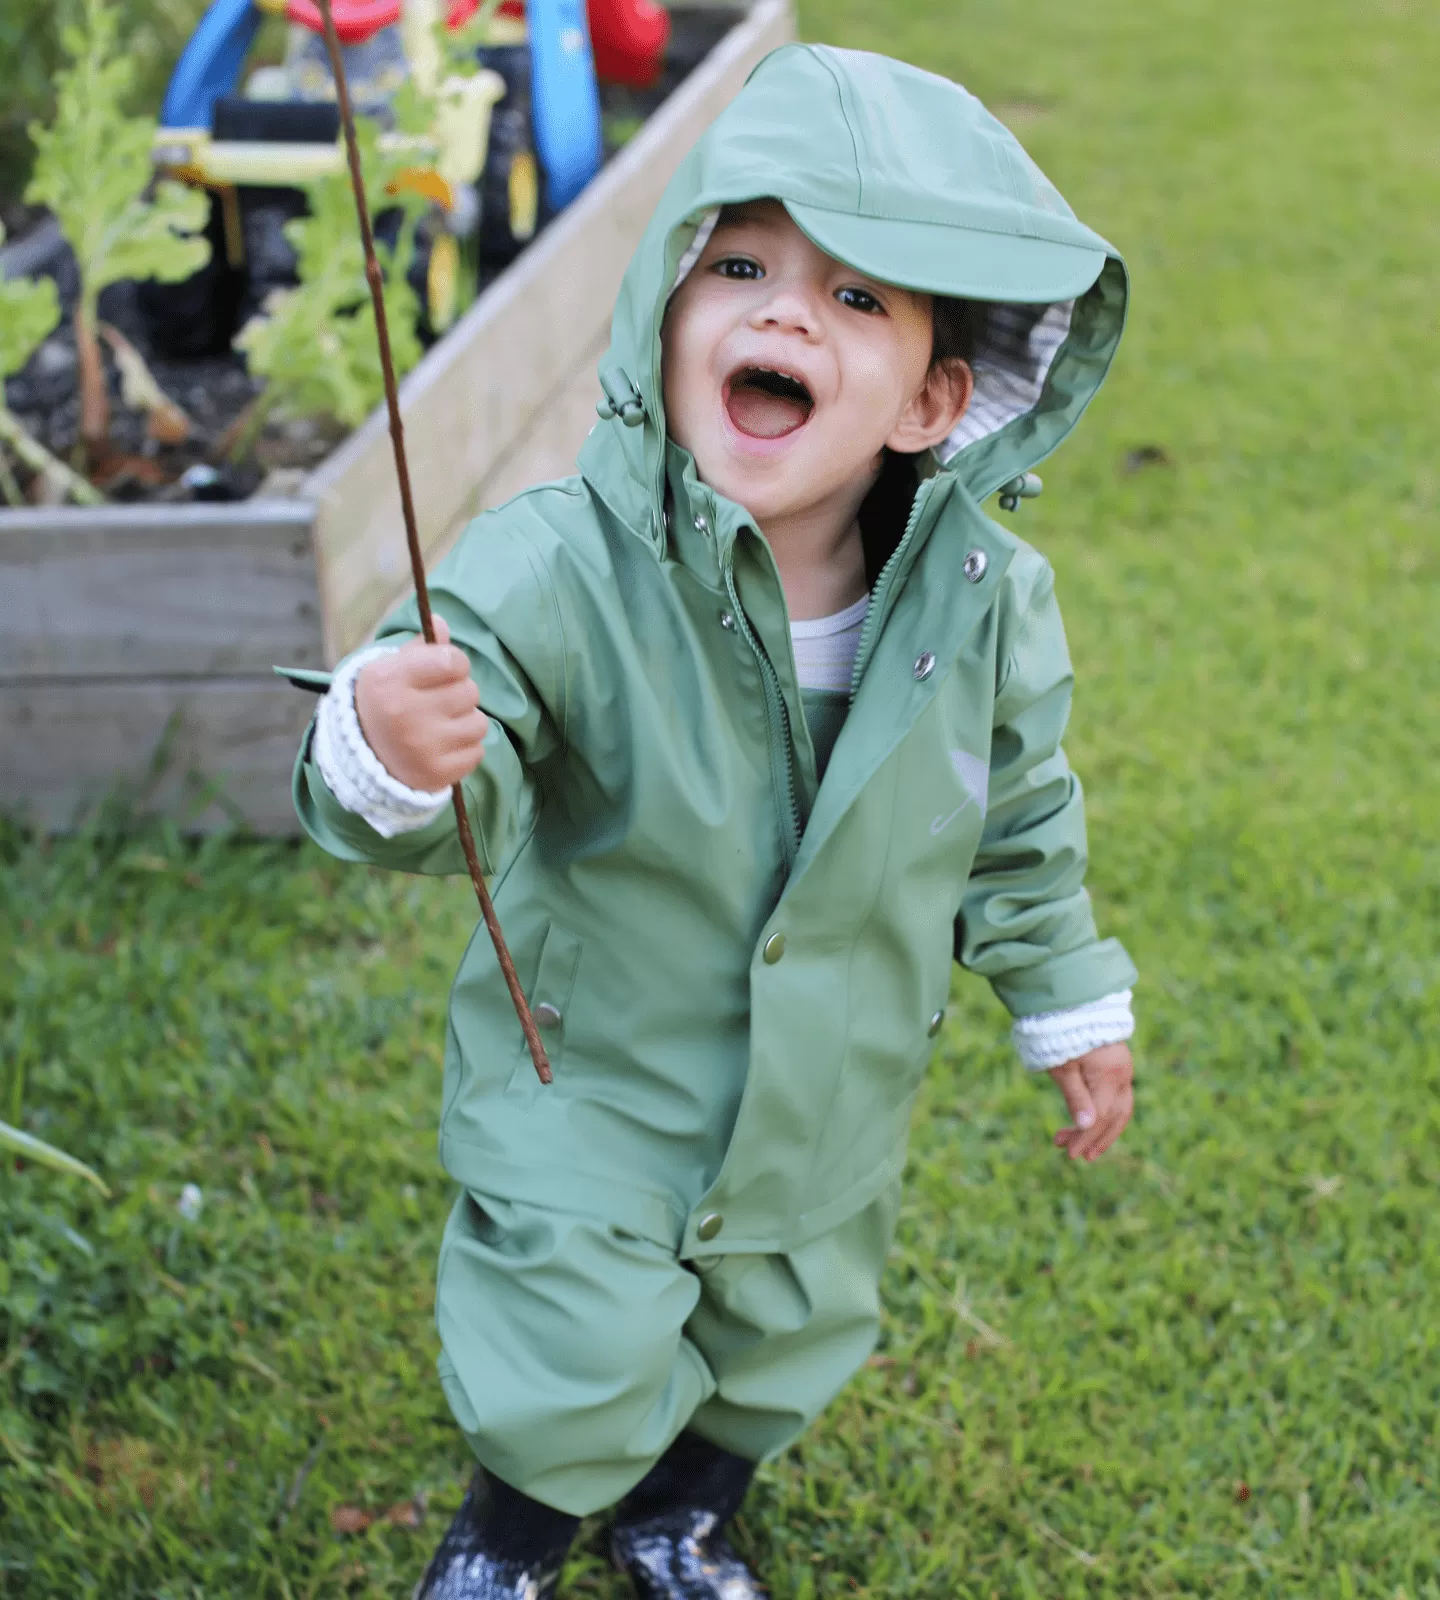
top-left (3, 0), bottom-right (1440, 1592)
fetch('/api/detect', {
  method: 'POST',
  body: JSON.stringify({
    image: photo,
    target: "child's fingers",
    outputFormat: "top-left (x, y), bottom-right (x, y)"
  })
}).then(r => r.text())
top-left (1047, 1060), bottom-right (1098, 1143)
top-left (401, 641), bottom-right (474, 688)
top-left (1064, 1074), bottom-right (1134, 1162)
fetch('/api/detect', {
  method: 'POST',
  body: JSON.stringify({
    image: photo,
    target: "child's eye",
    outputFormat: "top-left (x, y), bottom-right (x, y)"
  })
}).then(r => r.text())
top-left (836, 285), bottom-right (884, 314)
top-left (712, 255), bottom-right (763, 280)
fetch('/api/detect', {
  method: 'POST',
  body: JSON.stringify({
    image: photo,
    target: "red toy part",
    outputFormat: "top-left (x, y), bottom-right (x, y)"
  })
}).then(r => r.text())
top-left (286, 0), bottom-right (481, 44)
top-left (485, 0), bottom-right (667, 86)
top-left (586, 0), bottom-right (669, 88)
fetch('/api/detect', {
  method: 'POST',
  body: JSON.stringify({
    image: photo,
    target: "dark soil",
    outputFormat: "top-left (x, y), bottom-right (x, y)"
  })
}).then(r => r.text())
top-left (0, 7), bottom-right (744, 510)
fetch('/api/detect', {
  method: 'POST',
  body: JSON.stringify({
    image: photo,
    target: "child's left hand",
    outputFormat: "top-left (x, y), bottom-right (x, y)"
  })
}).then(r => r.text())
top-left (1047, 1043), bottom-right (1134, 1162)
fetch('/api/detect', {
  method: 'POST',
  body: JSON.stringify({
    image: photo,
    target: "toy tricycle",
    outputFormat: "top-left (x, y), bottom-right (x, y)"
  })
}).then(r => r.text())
top-left (144, 0), bottom-right (620, 355)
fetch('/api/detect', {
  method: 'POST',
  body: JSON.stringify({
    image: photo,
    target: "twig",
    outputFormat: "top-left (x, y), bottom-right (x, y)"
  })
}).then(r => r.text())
top-left (317, 0), bottom-right (550, 1085)
top-left (0, 405), bottom-right (104, 505)
top-left (952, 1291), bottom-right (1011, 1350)
top-left (855, 1390), bottom-right (965, 1441)
top-left (277, 1434), bottom-right (326, 1529)
top-left (1033, 1517), bottom-right (1099, 1568)
top-left (0, 442), bottom-right (23, 506)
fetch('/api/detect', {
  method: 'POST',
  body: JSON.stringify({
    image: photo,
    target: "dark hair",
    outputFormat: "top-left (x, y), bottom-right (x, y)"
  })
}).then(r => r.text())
top-left (931, 294), bottom-right (983, 368)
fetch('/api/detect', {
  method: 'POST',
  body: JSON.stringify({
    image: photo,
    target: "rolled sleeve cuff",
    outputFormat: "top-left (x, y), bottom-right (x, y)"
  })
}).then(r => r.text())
top-left (1011, 989), bottom-right (1135, 1072)
top-left (313, 644), bottom-right (451, 838)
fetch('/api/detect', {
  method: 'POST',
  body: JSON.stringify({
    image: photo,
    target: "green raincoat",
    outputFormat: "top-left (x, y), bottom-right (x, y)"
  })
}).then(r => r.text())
top-left (295, 43), bottom-right (1137, 1512)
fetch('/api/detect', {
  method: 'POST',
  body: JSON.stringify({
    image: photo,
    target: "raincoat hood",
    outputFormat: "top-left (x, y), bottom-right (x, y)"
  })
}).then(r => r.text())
top-left (584, 43), bottom-right (1128, 528)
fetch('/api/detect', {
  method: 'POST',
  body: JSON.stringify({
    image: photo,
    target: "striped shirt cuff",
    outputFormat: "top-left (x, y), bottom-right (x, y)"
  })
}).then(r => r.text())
top-left (312, 644), bottom-right (451, 838)
top-left (1011, 989), bottom-right (1135, 1072)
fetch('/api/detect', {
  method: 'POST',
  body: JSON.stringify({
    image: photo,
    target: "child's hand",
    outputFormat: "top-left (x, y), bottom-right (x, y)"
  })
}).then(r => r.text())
top-left (354, 616), bottom-right (488, 791)
top-left (1047, 1042), bottom-right (1134, 1162)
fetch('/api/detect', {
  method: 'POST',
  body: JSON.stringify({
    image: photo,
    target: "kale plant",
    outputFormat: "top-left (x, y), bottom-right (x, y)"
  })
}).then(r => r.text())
top-left (23, 0), bottom-right (210, 462)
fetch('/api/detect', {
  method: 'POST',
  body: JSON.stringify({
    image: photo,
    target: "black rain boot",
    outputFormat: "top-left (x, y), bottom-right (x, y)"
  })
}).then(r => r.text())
top-left (610, 1432), bottom-right (766, 1599)
top-left (413, 1466), bottom-right (581, 1600)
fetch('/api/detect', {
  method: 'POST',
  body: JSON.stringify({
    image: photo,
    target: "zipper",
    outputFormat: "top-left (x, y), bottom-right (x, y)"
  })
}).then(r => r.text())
top-left (849, 477), bottom-right (936, 698)
top-left (722, 553), bottom-right (802, 868)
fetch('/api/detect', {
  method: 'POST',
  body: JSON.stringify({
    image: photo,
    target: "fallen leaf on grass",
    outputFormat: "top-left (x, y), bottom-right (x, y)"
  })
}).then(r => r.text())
top-left (330, 1496), bottom-right (427, 1534)
top-left (331, 1504), bottom-right (374, 1534)
top-left (383, 1495), bottom-right (427, 1528)
top-left (1122, 444), bottom-right (1175, 474)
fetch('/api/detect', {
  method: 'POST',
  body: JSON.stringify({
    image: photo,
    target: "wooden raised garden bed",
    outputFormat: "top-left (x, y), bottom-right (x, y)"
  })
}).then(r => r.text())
top-left (0, 0), bottom-right (794, 834)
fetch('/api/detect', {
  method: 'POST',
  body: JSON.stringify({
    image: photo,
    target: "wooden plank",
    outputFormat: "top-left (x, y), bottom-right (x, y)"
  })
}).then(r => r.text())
top-left (0, 676), bottom-right (315, 834)
top-left (0, 502), bottom-right (323, 682)
top-left (311, 0), bottom-right (796, 661)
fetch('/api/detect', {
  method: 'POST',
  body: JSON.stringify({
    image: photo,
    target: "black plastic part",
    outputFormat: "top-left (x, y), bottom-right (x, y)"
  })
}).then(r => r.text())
top-left (211, 95), bottom-right (342, 144)
top-left (476, 41), bottom-right (539, 265)
top-left (134, 192), bottom-right (244, 359)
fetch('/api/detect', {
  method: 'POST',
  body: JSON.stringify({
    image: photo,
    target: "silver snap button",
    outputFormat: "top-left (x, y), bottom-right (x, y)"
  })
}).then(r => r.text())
top-left (697, 1212), bottom-right (724, 1241)
top-left (694, 513), bottom-right (710, 535)
top-left (963, 549), bottom-right (988, 583)
top-left (928, 1009), bottom-right (945, 1038)
top-left (762, 932), bottom-right (786, 964)
top-left (913, 651), bottom-right (936, 681)
top-left (533, 1002), bottom-right (562, 1029)
top-left (719, 611), bottom-right (736, 630)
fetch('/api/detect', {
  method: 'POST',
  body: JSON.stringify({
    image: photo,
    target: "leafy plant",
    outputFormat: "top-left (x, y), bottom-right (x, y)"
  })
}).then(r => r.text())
top-left (0, 222), bottom-right (101, 505)
top-left (23, 0), bottom-right (210, 460)
top-left (0, 0), bottom-right (214, 212)
top-left (235, 118), bottom-right (426, 433)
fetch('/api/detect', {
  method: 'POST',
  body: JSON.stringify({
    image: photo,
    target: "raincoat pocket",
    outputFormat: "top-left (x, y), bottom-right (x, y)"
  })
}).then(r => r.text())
top-left (505, 921), bottom-right (583, 1097)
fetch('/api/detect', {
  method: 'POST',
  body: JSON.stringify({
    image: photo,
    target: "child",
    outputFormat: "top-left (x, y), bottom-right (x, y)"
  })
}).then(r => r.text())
top-left (296, 43), bottom-right (1137, 1600)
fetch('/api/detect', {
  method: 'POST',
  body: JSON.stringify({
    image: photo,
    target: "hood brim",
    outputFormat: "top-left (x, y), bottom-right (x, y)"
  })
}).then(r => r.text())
top-left (783, 200), bottom-right (1110, 305)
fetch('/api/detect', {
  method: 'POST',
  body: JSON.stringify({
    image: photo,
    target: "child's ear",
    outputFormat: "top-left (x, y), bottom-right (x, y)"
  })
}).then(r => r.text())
top-left (887, 359), bottom-right (974, 455)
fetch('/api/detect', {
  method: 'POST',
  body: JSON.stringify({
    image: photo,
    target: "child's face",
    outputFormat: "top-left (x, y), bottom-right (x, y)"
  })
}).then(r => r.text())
top-left (661, 201), bottom-right (971, 530)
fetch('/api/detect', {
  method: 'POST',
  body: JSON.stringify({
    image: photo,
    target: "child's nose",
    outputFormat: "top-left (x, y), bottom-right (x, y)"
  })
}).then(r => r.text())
top-left (750, 282), bottom-right (824, 339)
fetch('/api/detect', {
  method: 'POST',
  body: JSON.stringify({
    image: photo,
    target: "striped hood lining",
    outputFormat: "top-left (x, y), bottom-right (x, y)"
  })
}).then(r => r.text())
top-left (937, 297), bottom-right (1074, 464)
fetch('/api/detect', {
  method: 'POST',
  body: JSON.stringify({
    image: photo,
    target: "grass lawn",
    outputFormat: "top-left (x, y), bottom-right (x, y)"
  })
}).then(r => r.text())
top-left (4, 0), bottom-right (1439, 1592)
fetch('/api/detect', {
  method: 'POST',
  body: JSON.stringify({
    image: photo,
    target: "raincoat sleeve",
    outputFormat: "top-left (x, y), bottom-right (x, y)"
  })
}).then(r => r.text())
top-left (953, 553), bottom-right (1137, 1016)
top-left (293, 517), bottom-right (566, 879)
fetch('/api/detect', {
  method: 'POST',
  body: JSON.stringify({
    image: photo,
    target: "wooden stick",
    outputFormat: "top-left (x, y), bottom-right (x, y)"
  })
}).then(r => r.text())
top-left (316, 0), bottom-right (551, 1085)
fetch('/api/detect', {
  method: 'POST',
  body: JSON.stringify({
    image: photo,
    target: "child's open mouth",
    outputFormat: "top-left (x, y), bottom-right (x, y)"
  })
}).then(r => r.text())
top-left (723, 366), bottom-right (815, 440)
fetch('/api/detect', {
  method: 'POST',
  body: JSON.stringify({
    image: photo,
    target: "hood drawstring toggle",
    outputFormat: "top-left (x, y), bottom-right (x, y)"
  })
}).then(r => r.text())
top-left (597, 365), bottom-right (646, 427)
top-left (997, 473), bottom-right (1044, 513)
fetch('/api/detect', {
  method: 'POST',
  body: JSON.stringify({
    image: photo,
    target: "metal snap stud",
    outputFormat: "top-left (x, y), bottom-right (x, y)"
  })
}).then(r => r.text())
top-left (694, 513), bottom-right (710, 536)
top-left (762, 932), bottom-right (786, 964)
top-left (719, 610), bottom-right (736, 630)
top-left (928, 1009), bottom-right (945, 1038)
top-left (533, 1002), bottom-right (562, 1029)
top-left (963, 549), bottom-right (988, 583)
top-left (697, 1212), bottom-right (724, 1241)
top-left (913, 651), bottom-right (936, 681)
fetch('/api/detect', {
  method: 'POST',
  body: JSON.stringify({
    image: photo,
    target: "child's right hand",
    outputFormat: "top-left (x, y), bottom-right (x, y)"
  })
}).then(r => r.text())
top-left (354, 615), bottom-right (488, 791)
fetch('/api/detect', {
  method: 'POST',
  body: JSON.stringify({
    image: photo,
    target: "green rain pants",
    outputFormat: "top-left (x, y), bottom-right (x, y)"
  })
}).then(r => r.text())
top-left (434, 1183), bottom-right (902, 1515)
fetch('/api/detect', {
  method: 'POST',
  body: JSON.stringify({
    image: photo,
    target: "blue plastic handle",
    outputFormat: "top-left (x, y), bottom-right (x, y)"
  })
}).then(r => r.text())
top-left (161, 0), bottom-right (264, 130)
top-left (527, 0), bottom-right (603, 212)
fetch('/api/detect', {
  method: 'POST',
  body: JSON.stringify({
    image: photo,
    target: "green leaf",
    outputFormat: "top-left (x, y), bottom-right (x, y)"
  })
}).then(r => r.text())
top-left (23, 0), bottom-right (209, 321)
top-left (235, 116), bottom-right (426, 430)
top-left (0, 227), bottom-right (62, 381)
top-left (0, 1119), bottom-right (112, 1197)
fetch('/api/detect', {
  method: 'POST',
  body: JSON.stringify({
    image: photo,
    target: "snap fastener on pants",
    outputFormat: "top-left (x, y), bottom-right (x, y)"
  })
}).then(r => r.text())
top-left (928, 1009), bottom-right (945, 1038)
top-left (719, 610), bottom-right (736, 630)
top-left (913, 651), bottom-right (936, 681)
top-left (762, 932), bottom-right (786, 964)
top-left (694, 514), bottom-right (710, 535)
top-left (963, 549), bottom-right (988, 582)
top-left (533, 1002), bottom-right (562, 1029)
top-left (697, 1212), bottom-right (724, 1241)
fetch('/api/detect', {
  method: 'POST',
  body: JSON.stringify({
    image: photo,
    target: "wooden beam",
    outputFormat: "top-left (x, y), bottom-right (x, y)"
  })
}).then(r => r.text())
top-left (0, 502), bottom-right (322, 681)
